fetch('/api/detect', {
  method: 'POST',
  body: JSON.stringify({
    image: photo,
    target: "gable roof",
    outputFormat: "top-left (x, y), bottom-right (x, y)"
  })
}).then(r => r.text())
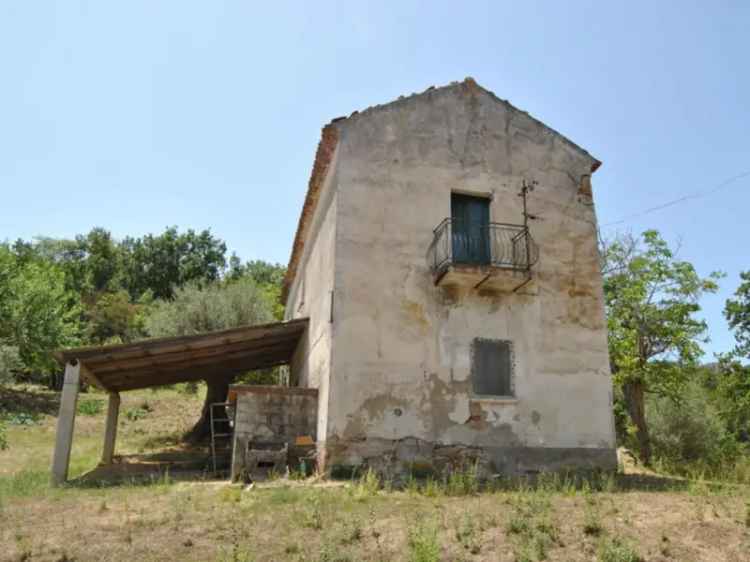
top-left (281, 77), bottom-right (602, 304)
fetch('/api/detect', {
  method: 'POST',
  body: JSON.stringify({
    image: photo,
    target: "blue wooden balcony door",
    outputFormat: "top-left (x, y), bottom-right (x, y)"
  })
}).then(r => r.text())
top-left (451, 193), bottom-right (490, 265)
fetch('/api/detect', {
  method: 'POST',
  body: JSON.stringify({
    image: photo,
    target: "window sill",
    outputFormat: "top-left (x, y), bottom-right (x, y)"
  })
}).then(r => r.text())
top-left (471, 396), bottom-right (518, 405)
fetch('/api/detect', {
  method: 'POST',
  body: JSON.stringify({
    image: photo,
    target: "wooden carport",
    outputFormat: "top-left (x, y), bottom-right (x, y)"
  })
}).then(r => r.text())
top-left (50, 318), bottom-right (308, 485)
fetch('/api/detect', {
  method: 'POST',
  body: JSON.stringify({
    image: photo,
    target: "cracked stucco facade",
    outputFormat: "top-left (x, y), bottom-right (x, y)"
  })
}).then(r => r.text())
top-left (285, 79), bottom-right (616, 476)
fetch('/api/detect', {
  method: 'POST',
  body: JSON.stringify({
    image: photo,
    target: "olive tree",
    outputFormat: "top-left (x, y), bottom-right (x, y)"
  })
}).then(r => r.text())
top-left (145, 278), bottom-right (274, 441)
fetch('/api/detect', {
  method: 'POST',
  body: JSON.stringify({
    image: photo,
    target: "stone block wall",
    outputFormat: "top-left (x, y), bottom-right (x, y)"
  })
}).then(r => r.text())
top-left (324, 437), bottom-right (617, 481)
top-left (229, 385), bottom-right (318, 480)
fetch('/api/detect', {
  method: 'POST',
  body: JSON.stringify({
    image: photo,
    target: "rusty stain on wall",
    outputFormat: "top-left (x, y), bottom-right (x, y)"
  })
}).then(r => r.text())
top-left (400, 300), bottom-right (431, 334)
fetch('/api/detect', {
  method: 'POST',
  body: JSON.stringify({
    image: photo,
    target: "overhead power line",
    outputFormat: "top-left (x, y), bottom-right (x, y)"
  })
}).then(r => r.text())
top-left (602, 170), bottom-right (750, 228)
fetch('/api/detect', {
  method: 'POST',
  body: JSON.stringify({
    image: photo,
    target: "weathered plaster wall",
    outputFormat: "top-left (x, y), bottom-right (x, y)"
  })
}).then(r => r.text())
top-left (285, 140), bottom-right (340, 454)
top-left (324, 82), bottom-right (615, 475)
top-left (230, 385), bottom-right (318, 479)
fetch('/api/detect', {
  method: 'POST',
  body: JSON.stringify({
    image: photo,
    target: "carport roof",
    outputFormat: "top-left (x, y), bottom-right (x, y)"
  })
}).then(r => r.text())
top-left (53, 318), bottom-right (308, 393)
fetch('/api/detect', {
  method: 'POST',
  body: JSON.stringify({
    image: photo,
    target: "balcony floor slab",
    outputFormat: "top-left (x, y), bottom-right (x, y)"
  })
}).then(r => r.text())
top-left (435, 264), bottom-right (531, 292)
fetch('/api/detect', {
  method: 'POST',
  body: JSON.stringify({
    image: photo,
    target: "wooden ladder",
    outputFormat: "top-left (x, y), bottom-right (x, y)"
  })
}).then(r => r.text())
top-left (209, 401), bottom-right (233, 474)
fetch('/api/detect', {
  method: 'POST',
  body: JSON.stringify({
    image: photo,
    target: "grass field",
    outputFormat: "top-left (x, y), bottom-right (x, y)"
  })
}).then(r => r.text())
top-left (1, 385), bottom-right (749, 562)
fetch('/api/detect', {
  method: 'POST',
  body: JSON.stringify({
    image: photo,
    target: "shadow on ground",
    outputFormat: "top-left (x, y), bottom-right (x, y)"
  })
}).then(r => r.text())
top-left (68, 455), bottom-right (723, 494)
top-left (614, 472), bottom-right (690, 491)
top-left (0, 385), bottom-right (60, 416)
top-left (70, 444), bottom-right (230, 488)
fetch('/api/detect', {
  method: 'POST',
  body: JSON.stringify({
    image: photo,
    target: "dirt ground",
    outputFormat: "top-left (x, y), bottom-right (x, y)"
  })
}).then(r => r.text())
top-left (3, 478), bottom-right (750, 562)
top-left (1, 385), bottom-right (749, 562)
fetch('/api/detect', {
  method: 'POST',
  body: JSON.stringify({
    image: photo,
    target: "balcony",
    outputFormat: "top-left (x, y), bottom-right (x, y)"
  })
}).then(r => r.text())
top-left (429, 218), bottom-right (539, 292)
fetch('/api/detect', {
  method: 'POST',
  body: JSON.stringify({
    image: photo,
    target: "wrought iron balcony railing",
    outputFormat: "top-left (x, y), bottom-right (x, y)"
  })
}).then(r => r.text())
top-left (429, 218), bottom-right (539, 276)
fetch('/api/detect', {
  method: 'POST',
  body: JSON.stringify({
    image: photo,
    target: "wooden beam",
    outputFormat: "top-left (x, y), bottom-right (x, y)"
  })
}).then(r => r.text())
top-left (79, 361), bottom-right (110, 391)
top-left (94, 341), bottom-right (296, 381)
top-left (101, 392), bottom-right (120, 465)
top-left (90, 333), bottom-right (298, 374)
top-left (51, 361), bottom-right (81, 486)
top-left (109, 359), bottom-right (292, 391)
top-left (56, 318), bottom-right (308, 364)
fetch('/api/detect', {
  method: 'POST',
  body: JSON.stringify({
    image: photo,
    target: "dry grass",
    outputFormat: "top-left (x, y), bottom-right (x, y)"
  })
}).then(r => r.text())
top-left (1, 385), bottom-right (750, 561)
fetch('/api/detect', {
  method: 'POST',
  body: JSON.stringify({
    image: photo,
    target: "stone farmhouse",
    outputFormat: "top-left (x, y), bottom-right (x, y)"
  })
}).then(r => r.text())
top-left (50, 78), bottom-right (615, 485)
top-left (277, 77), bottom-right (616, 477)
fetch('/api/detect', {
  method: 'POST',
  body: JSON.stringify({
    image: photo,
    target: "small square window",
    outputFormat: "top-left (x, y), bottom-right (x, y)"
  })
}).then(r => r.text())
top-left (471, 338), bottom-right (514, 397)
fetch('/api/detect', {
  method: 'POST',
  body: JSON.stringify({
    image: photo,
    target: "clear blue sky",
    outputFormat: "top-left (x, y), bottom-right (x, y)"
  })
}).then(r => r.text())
top-left (1, 2), bottom-right (748, 358)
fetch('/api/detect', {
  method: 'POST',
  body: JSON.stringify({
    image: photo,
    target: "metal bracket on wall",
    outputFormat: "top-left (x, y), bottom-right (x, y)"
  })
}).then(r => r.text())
top-left (512, 272), bottom-right (533, 293)
top-left (473, 271), bottom-right (494, 290)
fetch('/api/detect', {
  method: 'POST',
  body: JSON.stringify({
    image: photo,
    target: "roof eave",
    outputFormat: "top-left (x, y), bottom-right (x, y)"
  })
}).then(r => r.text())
top-left (281, 123), bottom-right (340, 305)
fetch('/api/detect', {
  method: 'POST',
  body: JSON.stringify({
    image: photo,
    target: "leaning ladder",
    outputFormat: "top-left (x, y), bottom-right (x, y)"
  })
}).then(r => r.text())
top-left (209, 401), bottom-right (233, 474)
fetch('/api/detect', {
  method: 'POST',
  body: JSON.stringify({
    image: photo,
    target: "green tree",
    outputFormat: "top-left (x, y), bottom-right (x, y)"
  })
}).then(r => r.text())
top-left (712, 360), bottom-right (750, 442)
top-left (725, 271), bottom-right (750, 357)
top-left (2, 227), bottom-right (233, 385)
top-left (123, 227), bottom-right (227, 300)
top-left (145, 278), bottom-right (273, 441)
top-left (602, 230), bottom-right (720, 464)
top-left (228, 257), bottom-right (286, 320)
top-left (0, 245), bottom-right (81, 378)
top-left (79, 227), bottom-right (123, 293)
top-left (28, 236), bottom-right (90, 296)
top-left (718, 271), bottom-right (750, 440)
top-left (86, 290), bottom-right (149, 344)
top-left (22, 229), bottom-right (123, 297)
top-left (0, 247), bottom-right (22, 382)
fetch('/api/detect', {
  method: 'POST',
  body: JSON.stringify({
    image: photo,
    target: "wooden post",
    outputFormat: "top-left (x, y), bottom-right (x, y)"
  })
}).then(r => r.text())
top-left (101, 392), bottom-right (121, 465)
top-left (51, 361), bottom-right (81, 486)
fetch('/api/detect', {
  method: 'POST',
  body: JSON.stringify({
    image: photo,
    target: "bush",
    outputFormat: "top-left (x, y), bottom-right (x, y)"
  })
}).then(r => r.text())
top-left (647, 379), bottom-right (744, 475)
top-left (5, 411), bottom-right (41, 426)
top-left (125, 406), bottom-right (149, 422)
top-left (77, 398), bottom-right (104, 416)
top-left (145, 278), bottom-right (273, 338)
top-left (0, 345), bottom-right (22, 384)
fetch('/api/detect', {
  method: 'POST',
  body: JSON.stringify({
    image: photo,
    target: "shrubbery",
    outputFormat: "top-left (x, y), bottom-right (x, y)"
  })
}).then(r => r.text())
top-left (647, 378), bottom-right (747, 479)
top-left (145, 277), bottom-right (273, 337)
top-left (0, 345), bottom-right (22, 385)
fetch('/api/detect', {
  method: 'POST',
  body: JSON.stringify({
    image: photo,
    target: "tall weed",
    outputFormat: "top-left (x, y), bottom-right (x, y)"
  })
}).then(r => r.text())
top-left (506, 489), bottom-right (559, 561)
top-left (445, 462), bottom-right (480, 496)
top-left (351, 468), bottom-right (380, 500)
top-left (407, 518), bottom-right (440, 562)
top-left (597, 536), bottom-right (642, 562)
